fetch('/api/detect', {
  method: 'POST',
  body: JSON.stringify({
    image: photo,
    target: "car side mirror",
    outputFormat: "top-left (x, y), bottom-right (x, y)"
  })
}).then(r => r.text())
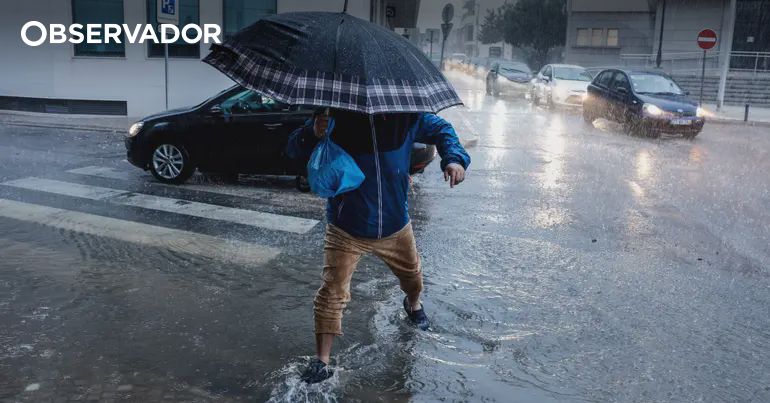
top-left (543, 76), bottom-right (551, 83)
top-left (616, 87), bottom-right (629, 95)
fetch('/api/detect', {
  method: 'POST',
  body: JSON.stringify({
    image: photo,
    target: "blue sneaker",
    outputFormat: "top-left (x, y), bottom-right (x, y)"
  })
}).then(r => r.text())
top-left (403, 297), bottom-right (429, 330)
top-left (300, 358), bottom-right (333, 384)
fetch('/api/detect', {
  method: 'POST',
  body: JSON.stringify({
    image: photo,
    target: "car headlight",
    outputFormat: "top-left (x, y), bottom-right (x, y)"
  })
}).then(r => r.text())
top-left (643, 103), bottom-right (664, 117)
top-left (128, 122), bottom-right (144, 137)
top-left (696, 107), bottom-right (706, 118)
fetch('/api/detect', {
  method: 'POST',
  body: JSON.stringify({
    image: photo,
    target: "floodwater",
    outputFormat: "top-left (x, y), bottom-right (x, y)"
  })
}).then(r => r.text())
top-left (1, 71), bottom-right (769, 402)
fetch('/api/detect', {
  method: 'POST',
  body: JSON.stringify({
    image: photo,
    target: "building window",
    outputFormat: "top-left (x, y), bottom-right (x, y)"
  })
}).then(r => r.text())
top-left (591, 28), bottom-right (604, 47)
top-left (147, 0), bottom-right (200, 58)
top-left (576, 28), bottom-right (590, 46)
top-left (72, 0), bottom-right (125, 57)
top-left (223, 0), bottom-right (276, 40)
top-left (607, 29), bottom-right (619, 47)
top-left (465, 25), bottom-right (474, 42)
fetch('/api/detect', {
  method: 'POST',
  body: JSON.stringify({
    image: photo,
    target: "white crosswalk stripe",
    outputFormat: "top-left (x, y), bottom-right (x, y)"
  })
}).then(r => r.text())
top-left (0, 199), bottom-right (280, 266)
top-left (2, 177), bottom-right (318, 234)
top-left (68, 166), bottom-right (280, 199)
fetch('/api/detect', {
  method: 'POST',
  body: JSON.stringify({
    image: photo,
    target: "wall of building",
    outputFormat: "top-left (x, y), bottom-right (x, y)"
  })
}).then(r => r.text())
top-left (564, 0), bottom-right (732, 69)
top-left (0, 0), bottom-right (372, 118)
top-left (278, 0), bottom-right (370, 17)
top-left (653, 0), bottom-right (728, 55)
top-left (564, 11), bottom-right (655, 67)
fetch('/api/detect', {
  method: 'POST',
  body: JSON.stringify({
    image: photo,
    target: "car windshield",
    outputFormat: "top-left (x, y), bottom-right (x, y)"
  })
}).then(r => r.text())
top-left (554, 67), bottom-right (592, 81)
top-left (500, 64), bottom-right (530, 75)
top-left (630, 73), bottom-right (684, 95)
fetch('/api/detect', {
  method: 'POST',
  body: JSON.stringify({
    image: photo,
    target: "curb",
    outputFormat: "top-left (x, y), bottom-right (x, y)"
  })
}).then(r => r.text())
top-left (0, 120), bottom-right (123, 133)
top-left (0, 110), bottom-right (128, 133)
top-left (707, 118), bottom-right (770, 128)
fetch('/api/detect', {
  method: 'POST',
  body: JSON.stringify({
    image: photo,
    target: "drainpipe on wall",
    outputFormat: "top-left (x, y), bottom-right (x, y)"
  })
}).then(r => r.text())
top-left (717, 0), bottom-right (737, 110)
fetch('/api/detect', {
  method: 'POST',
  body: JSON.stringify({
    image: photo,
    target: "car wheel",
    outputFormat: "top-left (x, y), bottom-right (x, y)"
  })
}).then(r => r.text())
top-left (486, 80), bottom-right (492, 95)
top-left (623, 118), bottom-right (640, 136)
top-left (296, 175), bottom-right (311, 192)
top-left (149, 142), bottom-right (196, 184)
top-left (582, 106), bottom-right (595, 124)
top-left (545, 93), bottom-right (554, 109)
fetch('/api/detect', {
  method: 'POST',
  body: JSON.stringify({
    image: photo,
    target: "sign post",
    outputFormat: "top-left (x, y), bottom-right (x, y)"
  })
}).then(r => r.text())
top-left (157, 0), bottom-right (179, 110)
top-left (439, 4), bottom-right (454, 71)
top-left (696, 28), bottom-right (717, 106)
top-left (429, 30), bottom-right (434, 59)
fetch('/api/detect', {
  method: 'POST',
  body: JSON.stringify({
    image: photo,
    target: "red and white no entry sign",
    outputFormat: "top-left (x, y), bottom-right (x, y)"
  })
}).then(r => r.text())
top-left (697, 29), bottom-right (718, 50)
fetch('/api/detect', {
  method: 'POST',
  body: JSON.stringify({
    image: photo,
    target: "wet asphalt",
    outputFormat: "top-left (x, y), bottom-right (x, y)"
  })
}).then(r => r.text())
top-left (1, 72), bottom-right (769, 402)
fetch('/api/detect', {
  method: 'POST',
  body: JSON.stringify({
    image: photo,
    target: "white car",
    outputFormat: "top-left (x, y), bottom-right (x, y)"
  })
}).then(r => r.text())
top-left (530, 64), bottom-right (593, 108)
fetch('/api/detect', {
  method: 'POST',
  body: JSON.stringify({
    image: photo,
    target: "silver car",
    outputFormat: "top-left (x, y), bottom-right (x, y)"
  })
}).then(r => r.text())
top-left (530, 64), bottom-right (593, 108)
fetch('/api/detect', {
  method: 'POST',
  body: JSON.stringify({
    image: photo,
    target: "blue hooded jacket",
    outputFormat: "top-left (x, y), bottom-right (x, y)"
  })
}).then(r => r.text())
top-left (287, 111), bottom-right (470, 239)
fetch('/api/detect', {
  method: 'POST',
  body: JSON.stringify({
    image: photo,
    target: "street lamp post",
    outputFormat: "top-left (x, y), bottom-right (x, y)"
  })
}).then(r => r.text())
top-left (440, 3), bottom-right (454, 71)
top-left (656, 0), bottom-right (667, 68)
top-left (474, 1), bottom-right (480, 57)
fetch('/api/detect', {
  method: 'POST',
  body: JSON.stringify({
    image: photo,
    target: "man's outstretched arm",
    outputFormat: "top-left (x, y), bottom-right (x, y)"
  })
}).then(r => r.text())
top-left (414, 113), bottom-right (471, 187)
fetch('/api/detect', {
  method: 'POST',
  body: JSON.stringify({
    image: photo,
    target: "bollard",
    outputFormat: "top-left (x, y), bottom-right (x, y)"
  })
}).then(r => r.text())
top-left (744, 103), bottom-right (750, 122)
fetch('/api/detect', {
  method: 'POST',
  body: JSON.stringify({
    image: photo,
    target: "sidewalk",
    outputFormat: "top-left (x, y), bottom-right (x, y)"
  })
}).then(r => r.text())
top-left (0, 110), bottom-right (130, 133)
top-left (0, 109), bottom-right (480, 148)
top-left (702, 103), bottom-right (770, 126)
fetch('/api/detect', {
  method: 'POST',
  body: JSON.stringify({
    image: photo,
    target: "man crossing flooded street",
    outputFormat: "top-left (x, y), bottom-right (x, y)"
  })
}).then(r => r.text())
top-left (2, 1), bottom-right (770, 402)
top-left (286, 110), bottom-right (470, 384)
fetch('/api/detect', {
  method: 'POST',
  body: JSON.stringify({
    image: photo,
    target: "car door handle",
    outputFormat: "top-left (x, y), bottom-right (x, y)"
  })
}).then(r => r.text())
top-left (264, 123), bottom-right (283, 129)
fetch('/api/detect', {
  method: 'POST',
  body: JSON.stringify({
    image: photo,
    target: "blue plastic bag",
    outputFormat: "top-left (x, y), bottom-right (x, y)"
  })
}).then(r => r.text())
top-left (307, 117), bottom-right (365, 198)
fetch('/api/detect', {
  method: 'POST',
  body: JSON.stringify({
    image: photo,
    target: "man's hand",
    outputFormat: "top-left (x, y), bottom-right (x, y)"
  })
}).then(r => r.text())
top-left (313, 115), bottom-right (330, 139)
top-left (443, 163), bottom-right (465, 188)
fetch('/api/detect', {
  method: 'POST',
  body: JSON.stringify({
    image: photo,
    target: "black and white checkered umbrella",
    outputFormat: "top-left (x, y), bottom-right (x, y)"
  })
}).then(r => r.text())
top-left (203, 12), bottom-right (462, 115)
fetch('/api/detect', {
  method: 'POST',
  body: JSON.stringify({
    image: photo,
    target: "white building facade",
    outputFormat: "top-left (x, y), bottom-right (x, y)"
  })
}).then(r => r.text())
top-left (0, 0), bottom-right (378, 118)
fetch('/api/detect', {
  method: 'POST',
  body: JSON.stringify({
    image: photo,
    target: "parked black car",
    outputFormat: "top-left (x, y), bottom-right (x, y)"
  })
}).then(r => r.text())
top-left (125, 86), bottom-right (437, 188)
top-left (582, 69), bottom-right (705, 138)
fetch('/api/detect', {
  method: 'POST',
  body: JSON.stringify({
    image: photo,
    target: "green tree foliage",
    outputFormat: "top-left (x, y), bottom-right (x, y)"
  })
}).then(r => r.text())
top-left (479, 8), bottom-right (504, 44)
top-left (479, 0), bottom-right (566, 68)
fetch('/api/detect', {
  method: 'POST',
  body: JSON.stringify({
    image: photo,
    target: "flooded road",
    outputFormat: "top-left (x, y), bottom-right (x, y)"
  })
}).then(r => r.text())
top-left (1, 72), bottom-right (770, 402)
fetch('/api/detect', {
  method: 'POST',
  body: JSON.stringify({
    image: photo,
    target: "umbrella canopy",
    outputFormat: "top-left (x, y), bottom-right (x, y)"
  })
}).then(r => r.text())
top-left (203, 12), bottom-right (462, 115)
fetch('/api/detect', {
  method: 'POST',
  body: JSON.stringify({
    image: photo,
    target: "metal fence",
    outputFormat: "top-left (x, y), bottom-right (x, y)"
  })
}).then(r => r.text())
top-left (620, 52), bottom-right (720, 74)
top-left (620, 51), bottom-right (770, 75)
top-left (729, 51), bottom-right (770, 74)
